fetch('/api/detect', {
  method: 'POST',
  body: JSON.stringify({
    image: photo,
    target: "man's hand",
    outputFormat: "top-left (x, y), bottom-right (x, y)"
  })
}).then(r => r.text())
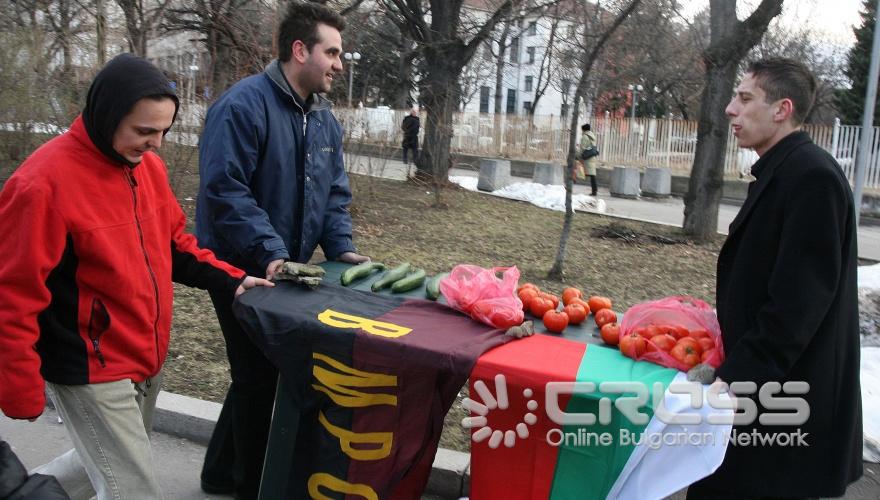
top-left (235, 276), bottom-right (276, 297)
top-left (337, 252), bottom-right (370, 264)
top-left (266, 259), bottom-right (285, 280)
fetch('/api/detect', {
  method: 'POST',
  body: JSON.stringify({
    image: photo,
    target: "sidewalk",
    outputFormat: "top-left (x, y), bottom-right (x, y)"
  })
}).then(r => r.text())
top-left (343, 153), bottom-right (880, 262)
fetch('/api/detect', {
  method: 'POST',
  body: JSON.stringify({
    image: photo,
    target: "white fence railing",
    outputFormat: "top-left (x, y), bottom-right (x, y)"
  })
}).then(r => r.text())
top-left (334, 107), bottom-right (880, 189)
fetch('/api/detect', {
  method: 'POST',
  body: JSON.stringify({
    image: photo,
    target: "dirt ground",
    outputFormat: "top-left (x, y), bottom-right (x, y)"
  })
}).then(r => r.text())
top-left (162, 167), bottom-right (723, 452)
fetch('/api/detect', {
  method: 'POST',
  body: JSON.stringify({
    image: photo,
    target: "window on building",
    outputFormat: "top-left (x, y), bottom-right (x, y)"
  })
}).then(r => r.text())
top-left (523, 101), bottom-right (532, 114)
top-left (506, 88), bottom-right (517, 114)
top-left (509, 36), bottom-right (520, 63)
top-left (562, 79), bottom-right (571, 96)
top-left (524, 76), bottom-right (533, 92)
top-left (527, 47), bottom-right (536, 64)
top-left (561, 103), bottom-right (569, 118)
top-left (480, 86), bottom-right (491, 113)
top-left (527, 21), bottom-right (537, 36)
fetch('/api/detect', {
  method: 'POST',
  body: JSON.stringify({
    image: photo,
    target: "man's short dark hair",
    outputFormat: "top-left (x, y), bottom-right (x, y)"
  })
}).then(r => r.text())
top-left (278, 2), bottom-right (346, 62)
top-left (746, 58), bottom-right (817, 125)
top-left (581, 123), bottom-right (591, 131)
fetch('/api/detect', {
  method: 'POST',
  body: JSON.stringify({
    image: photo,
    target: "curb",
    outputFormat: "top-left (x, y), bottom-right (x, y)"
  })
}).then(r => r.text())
top-left (152, 391), bottom-right (471, 499)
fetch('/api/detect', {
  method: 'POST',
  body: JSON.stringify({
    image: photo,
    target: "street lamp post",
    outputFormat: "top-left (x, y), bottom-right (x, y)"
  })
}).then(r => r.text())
top-left (344, 51), bottom-right (361, 108)
top-left (628, 83), bottom-right (643, 119)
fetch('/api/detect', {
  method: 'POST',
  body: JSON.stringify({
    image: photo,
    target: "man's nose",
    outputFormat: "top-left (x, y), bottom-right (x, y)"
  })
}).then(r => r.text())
top-left (725, 101), bottom-right (736, 117)
top-left (148, 131), bottom-right (163, 150)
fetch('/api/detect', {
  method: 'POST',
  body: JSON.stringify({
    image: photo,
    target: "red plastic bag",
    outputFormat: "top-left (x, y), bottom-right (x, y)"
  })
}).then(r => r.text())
top-left (439, 265), bottom-right (524, 329)
top-left (619, 296), bottom-right (725, 371)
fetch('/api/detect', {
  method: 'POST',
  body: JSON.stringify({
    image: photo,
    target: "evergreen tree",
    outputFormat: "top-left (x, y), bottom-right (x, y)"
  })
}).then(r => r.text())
top-left (837, 0), bottom-right (878, 124)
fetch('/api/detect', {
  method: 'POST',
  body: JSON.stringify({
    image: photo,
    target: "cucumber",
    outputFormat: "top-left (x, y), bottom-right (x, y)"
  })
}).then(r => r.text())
top-left (392, 268), bottom-right (427, 293)
top-left (340, 261), bottom-right (385, 286)
top-left (425, 272), bottom-right (449, 300)
top-left (371, 263), bottom-right (412, 292)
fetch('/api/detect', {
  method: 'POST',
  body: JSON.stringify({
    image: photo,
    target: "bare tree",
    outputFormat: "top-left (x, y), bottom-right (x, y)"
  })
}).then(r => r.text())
top-left (114, 0), bottom-right (169, 57)
top-left (549, 0), bottom-right (643, 279)
top-left (682, 0), bottom-right (783, 242)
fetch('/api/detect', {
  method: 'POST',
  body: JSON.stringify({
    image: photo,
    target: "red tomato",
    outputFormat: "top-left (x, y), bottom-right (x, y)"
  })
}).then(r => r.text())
top-left (569, 298), bottom-right (591, 314)
top-left (648, 334), bottom-right (676, 352)
top-left (587, 296), bottom-right (612, 313)
top-left (632, 326), bottom-right (652, 339)
top-left (563, 303), bottom-right (588, 325)
top-left (672, 325), bottom-right (691, 340)
top-left (689, 329), bottom-right (711, 340)
top-left (671, 343), bottom-right (701, 369)
top-left (600, 323), bottom-right (621, 345)
top-left (619, 332), bottom-right (647, 359)
top-left (518, 282), bottom-right (539, 294)
top-left (540, 292), bottom-right (560, 309)
top-left (562, 287), bottom-right (583, 305)
top-left (698, 337), bottom-right (715, 352)
top-left (518, 288), bottom-right (539, 308)
top-left (543, 310), bottom-right (569, 333)
top-left (529, 297), bottom-right (555, 318)
top-left (676, 337), bottom-right (703, 355)
top-left (594, 308), bottom-right (617, 328)
top-left (645, 324), bottom-right (661, 337)
top-left (656, 324), bottom-right (679, 337)
top-left (701, 348), bottom-right (718, 363)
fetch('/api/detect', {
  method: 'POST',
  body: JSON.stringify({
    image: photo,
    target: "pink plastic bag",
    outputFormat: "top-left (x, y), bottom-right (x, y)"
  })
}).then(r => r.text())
top-left (439, 265), bottom-right (524, 329)
top-left (619, 296), bottom-right (725, 371)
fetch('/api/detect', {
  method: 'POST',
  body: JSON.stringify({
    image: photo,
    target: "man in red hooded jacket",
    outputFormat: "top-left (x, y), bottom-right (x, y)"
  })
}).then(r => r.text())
top-left (0, 54), bottom-right (272, 499)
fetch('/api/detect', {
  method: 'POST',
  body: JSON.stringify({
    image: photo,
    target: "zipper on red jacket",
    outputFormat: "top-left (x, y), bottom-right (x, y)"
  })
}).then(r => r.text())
top-left (125, 168), bottom-right (162, 370)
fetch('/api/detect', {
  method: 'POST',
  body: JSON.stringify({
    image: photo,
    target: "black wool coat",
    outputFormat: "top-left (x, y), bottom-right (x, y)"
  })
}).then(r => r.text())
top-left (699, 131), bottom-right (863, 497)
top-left (401, 115), bottom-right (420, 147)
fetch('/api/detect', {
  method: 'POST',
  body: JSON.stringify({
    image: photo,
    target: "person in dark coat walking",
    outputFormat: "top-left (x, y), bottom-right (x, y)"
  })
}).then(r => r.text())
top-left (687, 58), bottom-right (863, 498)
top-left (401, 106), bottom-right (420, 167)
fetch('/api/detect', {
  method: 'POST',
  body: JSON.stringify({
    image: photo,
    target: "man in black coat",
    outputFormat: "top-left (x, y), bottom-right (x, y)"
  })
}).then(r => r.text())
top-left (687, 58), bottom-right (863, 498)
top-left (401, 106), bottom-right (420, 167)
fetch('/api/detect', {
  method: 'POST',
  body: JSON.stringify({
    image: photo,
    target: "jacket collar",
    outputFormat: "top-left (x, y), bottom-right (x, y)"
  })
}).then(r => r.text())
top-left (264, 59), bottom-right (332, 113)
top-left (727, 130), bottom-right (812, 238)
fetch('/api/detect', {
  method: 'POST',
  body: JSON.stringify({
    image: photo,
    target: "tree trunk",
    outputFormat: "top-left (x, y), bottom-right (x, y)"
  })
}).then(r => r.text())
top-left (682, 61), bottom-right (738, 241)
top-left (493, 21), bottom-right (511, 154)
top-left (417, 70), bottom-right (457, 192)
top-left (96, 0), bottom-right (106, 65)
top-left (682, 0), bottom-right (784, 241)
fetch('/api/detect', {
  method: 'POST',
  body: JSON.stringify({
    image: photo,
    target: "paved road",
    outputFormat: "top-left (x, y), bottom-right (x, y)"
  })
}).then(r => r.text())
top-left (343, 153), bottom-right (880, 262)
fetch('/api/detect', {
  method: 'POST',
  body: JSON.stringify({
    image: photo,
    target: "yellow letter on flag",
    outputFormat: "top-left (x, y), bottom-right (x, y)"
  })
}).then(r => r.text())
top-left (317, 309), bottom-right (411, 338)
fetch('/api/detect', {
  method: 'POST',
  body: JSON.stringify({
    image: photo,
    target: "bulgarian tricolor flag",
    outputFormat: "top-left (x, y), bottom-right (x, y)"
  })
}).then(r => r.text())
top-left (469, 335), bottom-right (732, 499)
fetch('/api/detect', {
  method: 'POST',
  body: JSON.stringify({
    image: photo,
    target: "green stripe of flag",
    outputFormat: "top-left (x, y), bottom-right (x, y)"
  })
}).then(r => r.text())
top-left (549, 345), bottom-right (678, 500)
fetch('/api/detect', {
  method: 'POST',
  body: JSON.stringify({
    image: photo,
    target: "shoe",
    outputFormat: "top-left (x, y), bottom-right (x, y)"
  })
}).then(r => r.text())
top-left (201, 478), bottom-right (234, 495)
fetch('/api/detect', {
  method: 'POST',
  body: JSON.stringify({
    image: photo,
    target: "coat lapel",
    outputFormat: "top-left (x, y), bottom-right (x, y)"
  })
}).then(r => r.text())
top-left (726, 132), bottom-right (811, 238)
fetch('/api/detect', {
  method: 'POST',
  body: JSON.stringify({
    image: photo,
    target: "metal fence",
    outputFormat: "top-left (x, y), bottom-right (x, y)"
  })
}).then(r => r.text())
top-left (335, 106), bottom-right (880, 188)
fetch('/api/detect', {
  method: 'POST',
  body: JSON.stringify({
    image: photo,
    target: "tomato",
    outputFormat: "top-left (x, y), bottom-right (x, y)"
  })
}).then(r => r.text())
top-left (587, 296), bottom-right (612, 313)
top-left (645, 324), bottom-right (661, 337)
top-left (518, 288), bottom-right (539, 307)
top-left (672, 325), bottom-right (691, 340)
top-left (632, 326), bottom-right (652, 339)
top-left (600, 323), bottom-right (621, 345)
top-left (594, 308), bottom-right (617, 328)
top-left (518, 282), bottom-right (539, 294)
top-left (540, 292), bottom-right (560, 309)
top-left (563, 303), bottom-right (588, 325)
top-left (676, 336), bottom-right (702, 354)
top-left (656, 324), bottom-right (679, 337)
top-left (648, 334), bottom-right (676, 352)
top-left (543, 310), bottom-right (569, 333)
top-left (619, 332), bottom-right (647, 359)
top-left (701, 348), bottom-right (718, 363)
top-left (569, 297), bottom-right (591, 314)
top-left (697, 337), bottom-right (715, 352)
top-left (689, 329), bottom-right (711, 340)
top-left (671, 343), bottom-right (701, 369)
top-left (562, 287), bottom-right (583, 305)
top-left (529, 297), bottom-right (555, 318)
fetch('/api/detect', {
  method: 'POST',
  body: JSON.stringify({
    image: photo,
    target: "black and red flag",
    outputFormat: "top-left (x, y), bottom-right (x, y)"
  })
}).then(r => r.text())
top-left (233, 281), bottom-right (511, 499)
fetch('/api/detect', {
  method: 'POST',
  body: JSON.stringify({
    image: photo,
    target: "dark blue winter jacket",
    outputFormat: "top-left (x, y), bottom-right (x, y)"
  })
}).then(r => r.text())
top-left (195, 61), bottom-right (356, 275)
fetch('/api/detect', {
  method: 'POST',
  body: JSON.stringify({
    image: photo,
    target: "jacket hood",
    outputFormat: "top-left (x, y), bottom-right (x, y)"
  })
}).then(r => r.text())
top-left (82, 53), bottom-right (180, 168)
top-left (265, 59), bottom-right (332, 113)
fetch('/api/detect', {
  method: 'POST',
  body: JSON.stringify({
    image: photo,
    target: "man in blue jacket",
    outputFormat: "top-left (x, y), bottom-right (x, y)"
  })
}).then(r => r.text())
top-left (195, 3), bottom-right (368, 497)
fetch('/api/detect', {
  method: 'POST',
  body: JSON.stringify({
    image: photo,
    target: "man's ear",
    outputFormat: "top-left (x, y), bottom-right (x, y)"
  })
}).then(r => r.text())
top-left (292, 40), bottom-right (309, 64)
top-left (775, 98), bottom-right (795, 123)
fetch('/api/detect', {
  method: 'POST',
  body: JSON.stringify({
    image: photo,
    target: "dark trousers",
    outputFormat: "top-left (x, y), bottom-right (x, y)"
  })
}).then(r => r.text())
top-left (589, 175), bottom-right (598, 195)
top-left (201, 289), bottom-right (278, 500)
top-left (686, 478), bottom-right (812, 500)
top-left (402, 144), bottom-right (418, 165)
